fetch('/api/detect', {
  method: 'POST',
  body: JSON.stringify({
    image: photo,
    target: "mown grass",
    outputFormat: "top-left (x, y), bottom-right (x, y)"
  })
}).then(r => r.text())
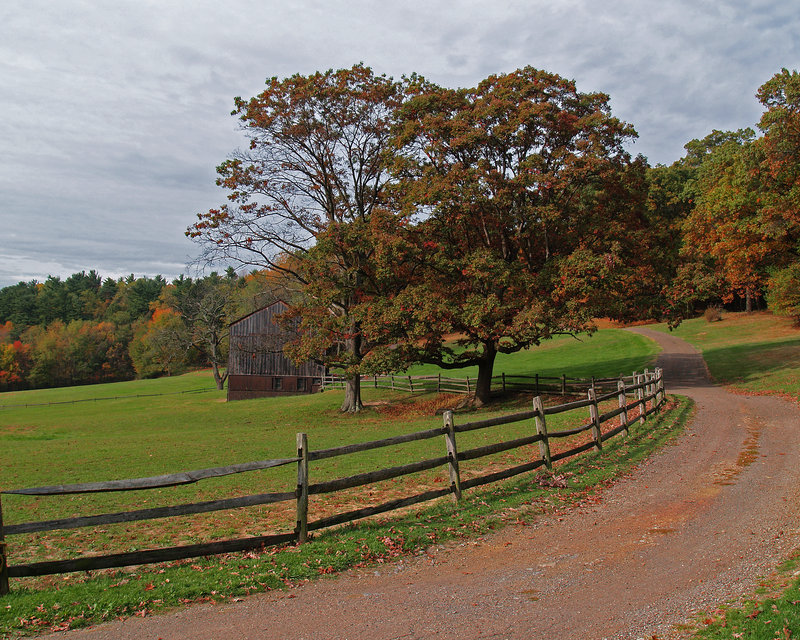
top-left (405, 329), bottom-right (661, 379)
top-left (0, 397), bottom-right (692, 636)
top-left (0, 328), bottom-right (675, 635)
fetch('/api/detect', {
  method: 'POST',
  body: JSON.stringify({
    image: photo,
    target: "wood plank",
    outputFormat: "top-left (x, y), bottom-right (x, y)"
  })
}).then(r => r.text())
top-left (454, 409), bottom-right (538, 433)
top-left (588, 388), bottom-right (602, 451)
top-left (307, 487), bottom-right (453, 531)
top-left (460, 459), bottom-right (545, 491)
top-left (550, 440), bottom-right (596, 463)
top-left (8, 532), bottom-right (298, 578)
top-left (296, 433), bottom-right (309, 544)
top-left (598, 405), bottom-right (626, 423)
top-left (309, 427), bottom-right (447, 462)
top-left (534, 396), bottom-right (551, 470)
top-left (601, 422), bottom-right (628, 441)
top-left (457, 433), bottom-right (543, 462)
top-left (548, 421), bottom-right (594, 438)
top-left (543, 397), bottom-right (594, 415)
top-left (309, 456), bottom-right (449, 495)
top-left (4, 458), bottom-right (299, 496)
top-left (4, 491), bottom-right (296, 536)
top-left (443, 411), bottom-right (462, 501)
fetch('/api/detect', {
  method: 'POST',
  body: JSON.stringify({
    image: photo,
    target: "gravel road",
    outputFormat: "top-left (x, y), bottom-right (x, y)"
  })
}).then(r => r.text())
top-left (39, 328), bottom-right (800, 639)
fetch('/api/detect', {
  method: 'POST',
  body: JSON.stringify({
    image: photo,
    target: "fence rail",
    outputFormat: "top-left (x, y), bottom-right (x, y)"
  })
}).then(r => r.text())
top-left (322, 372), bottom-right (637, 396)
top-left (0, 369), bottom-right (665, 595)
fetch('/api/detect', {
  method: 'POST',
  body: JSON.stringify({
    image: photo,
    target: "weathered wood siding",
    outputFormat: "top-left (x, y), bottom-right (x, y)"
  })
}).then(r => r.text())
top-left (227, 302), bottom-right (325, 400)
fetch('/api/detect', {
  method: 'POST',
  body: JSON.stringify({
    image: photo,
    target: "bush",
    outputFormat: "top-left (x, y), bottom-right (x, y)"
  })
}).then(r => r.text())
top-left (767, 263), bottom-right (800, 321)
top-left (703, 305), bottom-right (723, 322)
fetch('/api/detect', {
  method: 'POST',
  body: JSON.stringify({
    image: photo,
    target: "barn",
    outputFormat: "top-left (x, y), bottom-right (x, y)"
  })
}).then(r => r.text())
top-left (226, 301), bottom-right (326, 401)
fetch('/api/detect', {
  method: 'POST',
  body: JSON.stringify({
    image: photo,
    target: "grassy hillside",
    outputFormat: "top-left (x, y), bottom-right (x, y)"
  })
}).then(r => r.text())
top-left (405, 329), bottom-right (660, 379)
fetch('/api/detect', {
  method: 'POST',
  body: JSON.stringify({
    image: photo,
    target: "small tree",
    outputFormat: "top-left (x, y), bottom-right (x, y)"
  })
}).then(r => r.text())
top-left (165, 274), bottom-right (234, 390)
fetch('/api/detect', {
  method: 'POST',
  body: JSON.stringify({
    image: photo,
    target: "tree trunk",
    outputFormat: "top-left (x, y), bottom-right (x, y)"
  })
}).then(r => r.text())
top-left (745, 289), bottom-right (753, 313)
top-left (474, 342), bottom-right (498, 407)
top-left (211, 361), bottom-right (228, 390)
top-left (340, 325), bottom-right (364, 413)
top-left (341, 374), bottom-right (363, 413)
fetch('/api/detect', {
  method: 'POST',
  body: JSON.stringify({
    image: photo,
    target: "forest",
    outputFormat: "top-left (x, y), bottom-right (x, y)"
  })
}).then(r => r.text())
top-left (1, 65), bottom-right (798, 403)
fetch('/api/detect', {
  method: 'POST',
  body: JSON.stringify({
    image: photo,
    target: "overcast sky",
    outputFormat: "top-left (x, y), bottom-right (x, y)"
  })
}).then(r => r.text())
top-left (1, 0), bottom-right (797, 288)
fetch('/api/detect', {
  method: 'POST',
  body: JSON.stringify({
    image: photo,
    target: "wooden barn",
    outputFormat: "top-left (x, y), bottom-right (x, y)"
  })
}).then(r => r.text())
top-left (227, 301), bottom-right (326, 401)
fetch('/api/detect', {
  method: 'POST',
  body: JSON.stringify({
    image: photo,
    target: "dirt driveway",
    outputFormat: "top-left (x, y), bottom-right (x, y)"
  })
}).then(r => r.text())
top-left (41, 328), bottom-right (800, 639)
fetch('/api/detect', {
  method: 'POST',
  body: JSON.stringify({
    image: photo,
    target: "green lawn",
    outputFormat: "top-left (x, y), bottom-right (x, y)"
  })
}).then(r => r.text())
top-left (405, 329), bottom-right (660, 379)
top-left (0, 327), bottom-right (685, 635)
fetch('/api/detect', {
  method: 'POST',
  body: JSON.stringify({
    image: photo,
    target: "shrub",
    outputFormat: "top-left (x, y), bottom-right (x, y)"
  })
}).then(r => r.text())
top-left (703, 305), bottom-right (723, 323)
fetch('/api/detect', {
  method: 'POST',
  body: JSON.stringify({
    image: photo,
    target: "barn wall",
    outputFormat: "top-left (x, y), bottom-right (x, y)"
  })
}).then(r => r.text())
top-left (227, 302), bottom-right (325, 401)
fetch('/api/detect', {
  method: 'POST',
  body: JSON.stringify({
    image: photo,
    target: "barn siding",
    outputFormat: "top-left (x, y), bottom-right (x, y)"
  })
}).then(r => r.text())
top-left (227, 301), bottom-right (325, 401)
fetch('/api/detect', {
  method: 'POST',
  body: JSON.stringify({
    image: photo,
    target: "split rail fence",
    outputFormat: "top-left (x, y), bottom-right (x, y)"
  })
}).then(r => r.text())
top-left (0, 369), bottom-right (665, 595)
top-left (322, 372), bottom-right (627, 396)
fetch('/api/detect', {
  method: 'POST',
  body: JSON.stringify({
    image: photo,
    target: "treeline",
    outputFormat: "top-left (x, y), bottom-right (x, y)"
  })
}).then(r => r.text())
top-left (0, 269), bottom-right (287, 392)
top-left (649, 68), bottom-right (800, 319)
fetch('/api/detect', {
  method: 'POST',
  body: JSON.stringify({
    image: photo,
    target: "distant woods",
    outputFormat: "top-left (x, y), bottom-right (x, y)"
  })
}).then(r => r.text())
top-left (0, 268), bottom-right (291, 392)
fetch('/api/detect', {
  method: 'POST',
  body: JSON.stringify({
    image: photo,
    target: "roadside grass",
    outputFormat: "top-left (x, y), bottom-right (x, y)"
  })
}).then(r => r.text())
top-left (650, 311), bottom-right (800, 398)
top-left (0, 395), bottom-right (692, 636)
top-left (692, 553), bottom-right (800, 639)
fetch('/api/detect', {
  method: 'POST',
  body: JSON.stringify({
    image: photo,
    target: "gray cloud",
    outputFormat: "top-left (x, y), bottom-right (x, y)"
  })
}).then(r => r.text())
top-left (1, 0), bottom-right (798, 287)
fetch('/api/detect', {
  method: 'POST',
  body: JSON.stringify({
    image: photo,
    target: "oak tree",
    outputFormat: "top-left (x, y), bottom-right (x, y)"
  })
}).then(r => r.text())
top-left (377, 67), bottom-right (650, 405)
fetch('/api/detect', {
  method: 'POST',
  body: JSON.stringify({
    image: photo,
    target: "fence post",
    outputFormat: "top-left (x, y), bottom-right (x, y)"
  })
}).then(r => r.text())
top-left (657, 367), bottom-right (665, 406)
top-left (617, 379), bottom-right (629, 438)
top-left (438, 373), bottom-right (441, 393)
top-left (533, 396), bottom-right (551, 469)
top-left (408, 376), bottom-right (413, 393)
top-left (391, 375), bottom-right (395, 391)
top-left (535, 373), bottom-right (540, 396)
top-left (588, 388), bottom-right (602, 451)
top-left (0, 495), bottom-right (8, 595)
top-left (296, 433), bottom-right (309, 544)
top-left (374, 375), bottom-right (378, 389)
top-left (502, 372), bottom-right (506, 393)
top-left (561, 374), bottom-right (566, 396)
top-left (443, 411), bottom-right (462, 501)
top-left (637, 374), bottom-right (646, 425)
top-left (466, 376), bottom-right (471, 395)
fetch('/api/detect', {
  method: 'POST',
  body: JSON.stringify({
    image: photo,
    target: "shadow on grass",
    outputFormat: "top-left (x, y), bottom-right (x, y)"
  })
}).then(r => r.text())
top-left (701, 337), bottom-right (800, 387)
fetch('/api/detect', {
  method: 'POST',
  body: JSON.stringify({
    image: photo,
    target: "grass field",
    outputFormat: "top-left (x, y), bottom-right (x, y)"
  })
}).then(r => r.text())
top-left (650, 310), bottom-right (800, 398)
top-left (0, 327), bottom-right (684, 635)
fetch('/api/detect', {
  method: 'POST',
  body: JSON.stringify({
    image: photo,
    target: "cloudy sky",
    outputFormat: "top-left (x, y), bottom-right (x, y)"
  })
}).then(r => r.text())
top-left (1, 0), bottom-right (797, 288)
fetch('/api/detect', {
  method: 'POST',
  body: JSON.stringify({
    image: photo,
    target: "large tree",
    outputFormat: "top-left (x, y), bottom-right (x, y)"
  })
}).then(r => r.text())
top-left (188, 65), bottom-right (403, 412)
top-left (372, 67), bottom-right (651, 405)
top-left (677, 130), bottom-right (769, 312)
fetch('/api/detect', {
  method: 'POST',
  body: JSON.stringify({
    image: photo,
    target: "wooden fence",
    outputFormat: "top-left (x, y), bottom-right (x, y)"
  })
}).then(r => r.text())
top-left (0, 369), bottom-right (665, 595)
top-left (323, 372), bottom-right (629, 396)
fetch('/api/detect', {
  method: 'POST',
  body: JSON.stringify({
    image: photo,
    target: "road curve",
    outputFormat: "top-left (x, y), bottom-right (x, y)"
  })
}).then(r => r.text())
top-left (41, 328), bottom-right (800, 640)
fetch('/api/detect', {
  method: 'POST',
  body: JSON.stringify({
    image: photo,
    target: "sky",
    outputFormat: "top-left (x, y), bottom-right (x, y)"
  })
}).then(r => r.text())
top-left (1, 0), bottom-right (798, 288)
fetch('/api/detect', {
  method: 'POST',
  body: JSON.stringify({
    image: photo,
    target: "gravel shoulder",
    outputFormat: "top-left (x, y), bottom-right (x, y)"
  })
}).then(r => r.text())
top-left (40, 328), bottom-right (800, 639)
